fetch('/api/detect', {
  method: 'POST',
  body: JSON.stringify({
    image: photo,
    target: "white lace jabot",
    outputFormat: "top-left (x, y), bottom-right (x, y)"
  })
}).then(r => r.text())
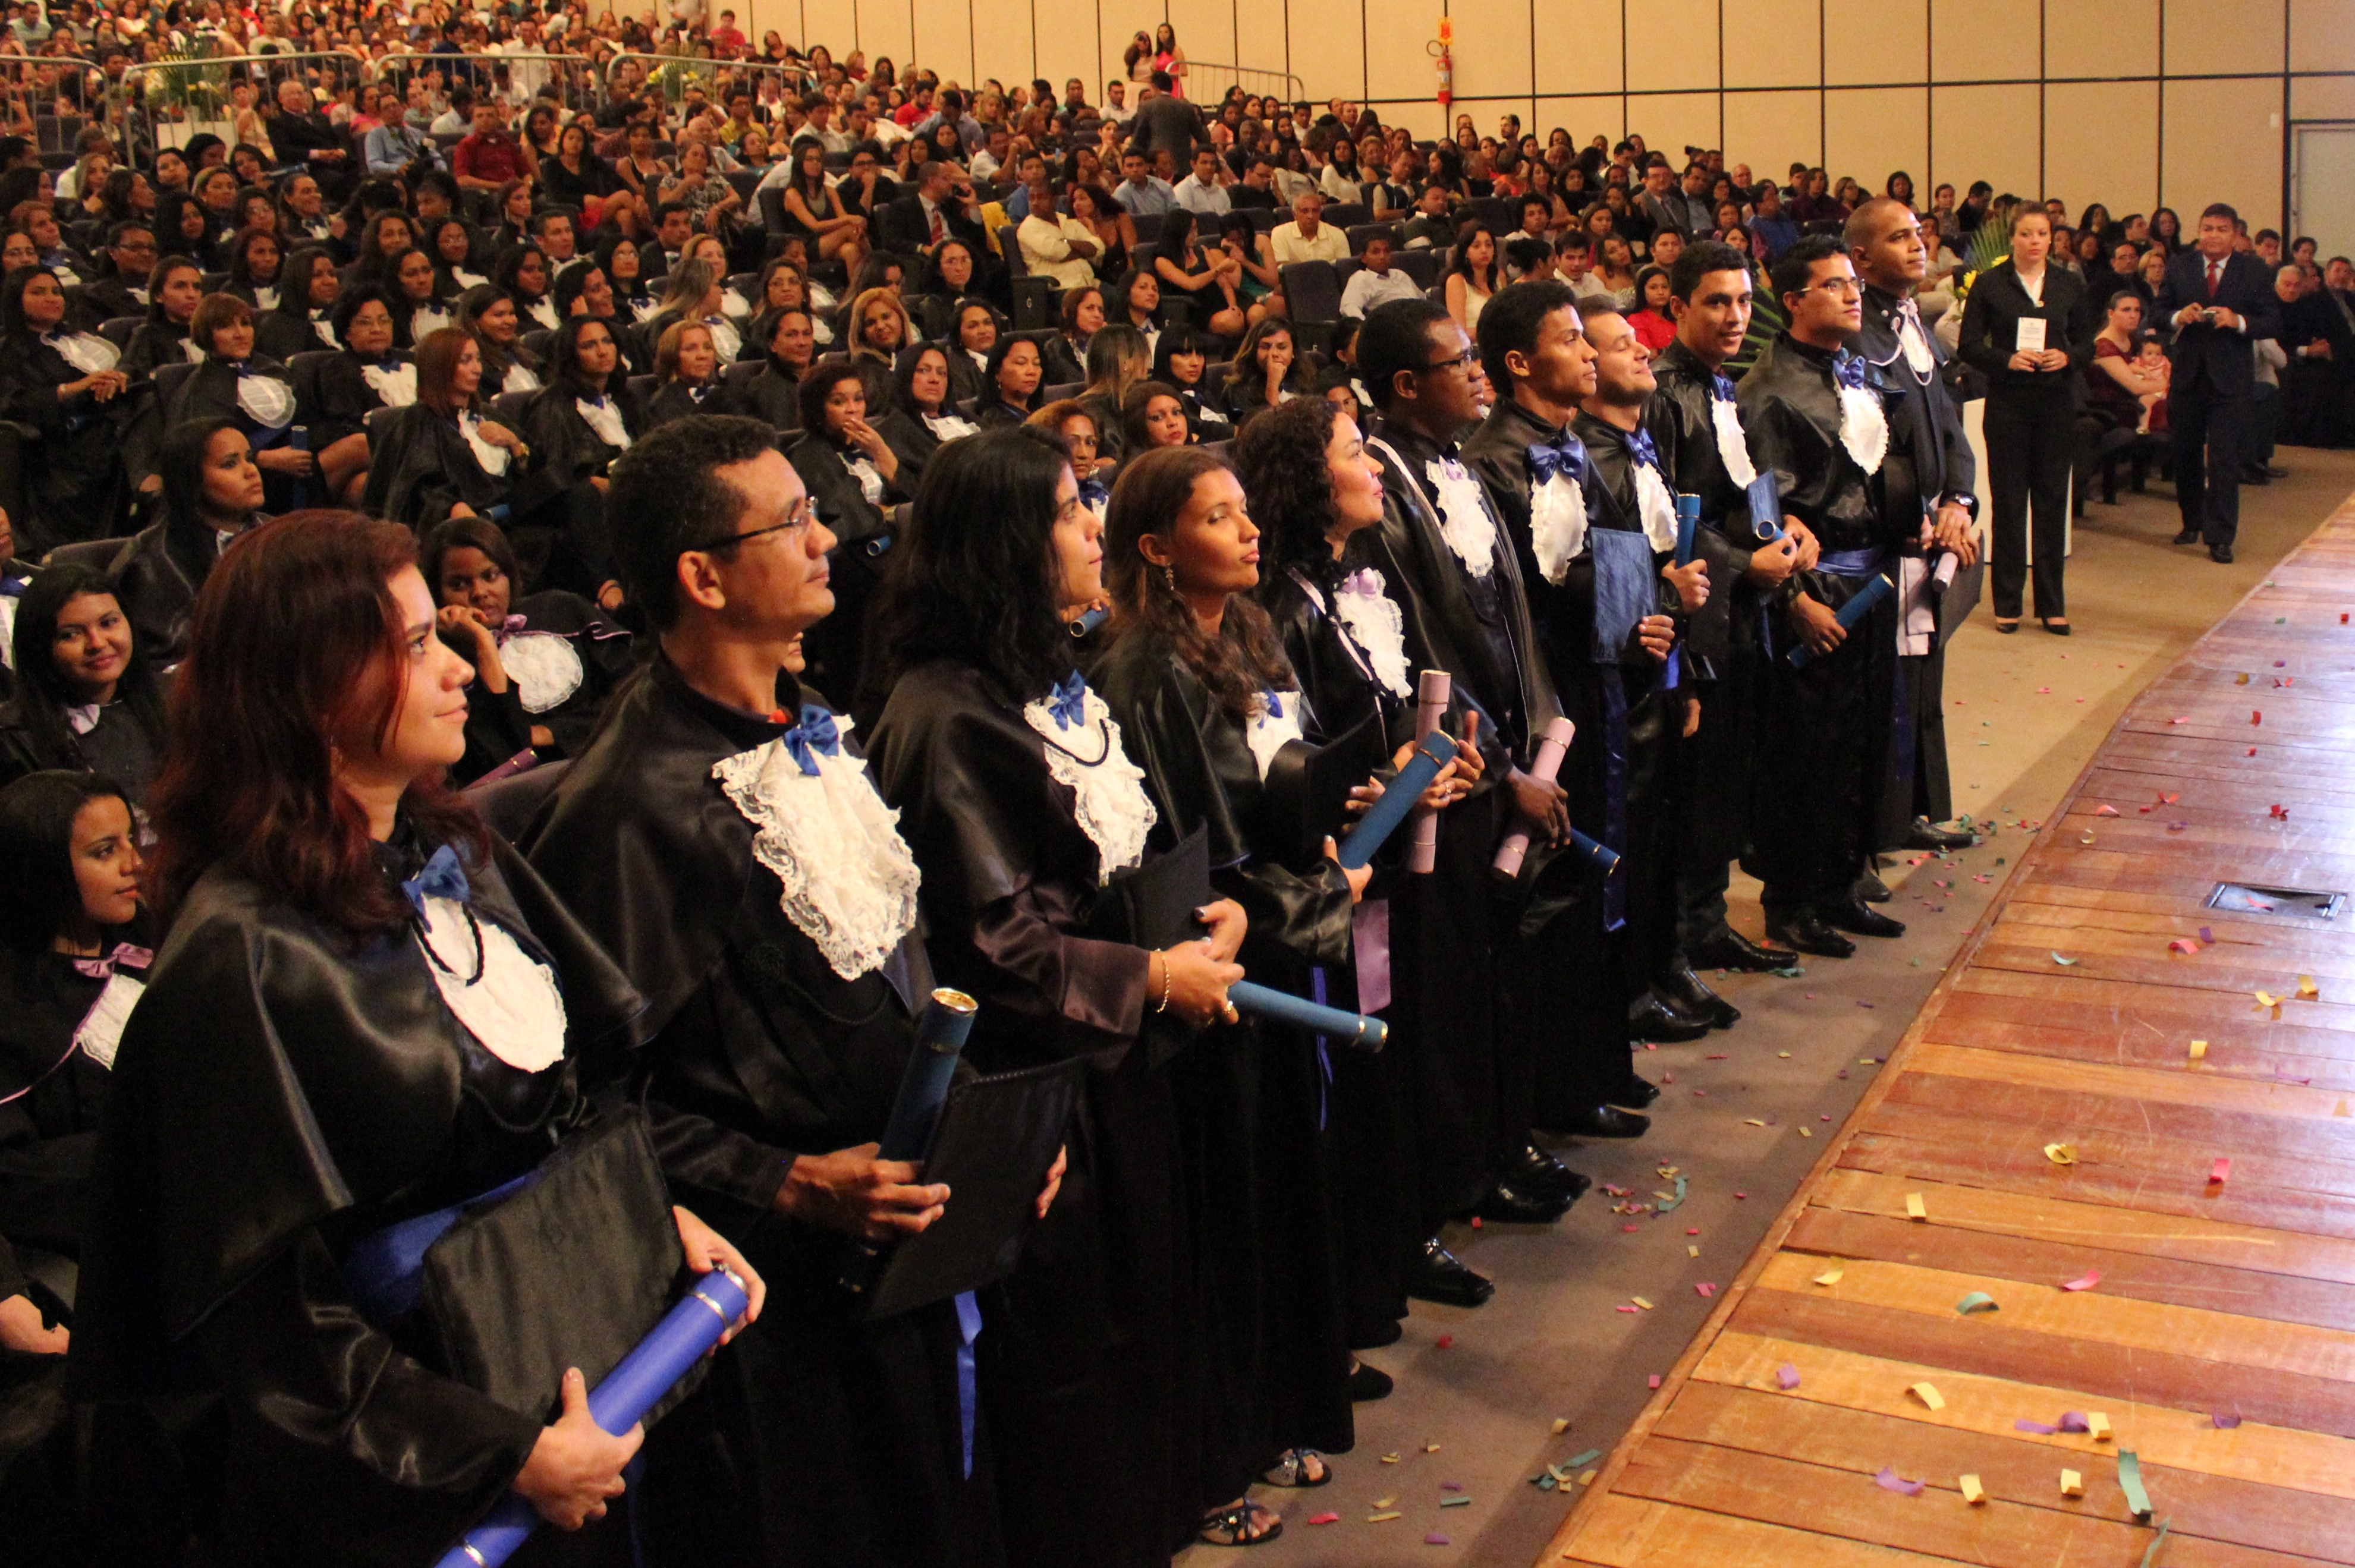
top-left (416, 898), bottom-right (568, 1073)
top-left (1024, 679), bottom-right (1157, 884)
top-left (712, 713), bottom-right (923, 980)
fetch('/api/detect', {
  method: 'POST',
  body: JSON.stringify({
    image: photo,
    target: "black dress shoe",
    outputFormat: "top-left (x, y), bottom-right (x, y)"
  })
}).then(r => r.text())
top-left (1405, 1238), bottom-right (1493, 1307)
top-left (1562, 1104), bottom-right (1650, 1138)
top-left (2173, 528), bottom-right (2202, 544)
top-left (1510, 1142), bottom-right (1590, 1201)
top-left (1818, 895), bottom-right (1907, 939)
top-left (1628, 992), bottom-right (1712, 1043)
top-left (1689, 928), bottom-right (1796, 972)
top-left (1765, 909), bottom-right (1856, 959)
top-left (1906, 817), bottom-right (1976, 852)
top-left (1472, 1180), bottom-right (1573, 1224)
top-left (1346, 1361), bottom-right (1395, 1402)
top-left (1608, 1073), bottom-right (1660, 1109)
top-left (2211, 543), bottom-right (2234, 563)
top-left (1657, 964), bottom-right (1740, 1028)
top-left (1855, 867), bottom-right (1892, 903)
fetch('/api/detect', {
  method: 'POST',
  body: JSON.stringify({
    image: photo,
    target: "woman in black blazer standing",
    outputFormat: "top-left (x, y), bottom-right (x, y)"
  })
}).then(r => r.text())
top-left (1958, 206), bottom-right (2090, 632)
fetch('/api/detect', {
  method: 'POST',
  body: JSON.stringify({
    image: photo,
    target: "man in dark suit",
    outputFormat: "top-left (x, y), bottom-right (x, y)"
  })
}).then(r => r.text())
top-left (1125, 70), bottom-right (1203, 165)
top-left (2152, 202), bottom-right (2283, 562)
top-left (876, 158), bottom-right (986, 259)
top-left (2281, 263), bottom-right (2351, 448)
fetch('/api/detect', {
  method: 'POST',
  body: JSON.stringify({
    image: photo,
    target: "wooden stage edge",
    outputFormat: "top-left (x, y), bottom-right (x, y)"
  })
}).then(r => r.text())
top-left (1540, 486), bottom-right (2355, 1568)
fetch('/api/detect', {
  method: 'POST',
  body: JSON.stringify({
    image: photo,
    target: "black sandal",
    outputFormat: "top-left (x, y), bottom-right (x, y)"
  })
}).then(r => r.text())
top-left (1199, 1499), bottom-right (1283, 1547)
top-left (1263, 1447), bottom-right (1332, 1487)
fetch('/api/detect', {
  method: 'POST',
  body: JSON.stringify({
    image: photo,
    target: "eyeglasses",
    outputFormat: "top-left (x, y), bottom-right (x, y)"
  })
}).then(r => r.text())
top-left (1422, 348), bottom-right (1477, 373)
top-left (704, 496), bottom-right (816, 549)
top-left (1804, 276), bottom-right (1863, 298)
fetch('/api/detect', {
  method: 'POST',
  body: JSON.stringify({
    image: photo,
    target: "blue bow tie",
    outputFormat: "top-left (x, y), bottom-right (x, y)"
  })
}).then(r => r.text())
top-left (1527, 431), bottom-right (1587, 486)
top-left (1077, 476), bottom-right (1108, 509)
top-left (1711, 371), bottom-right (1737, 402)
top-left (1262, 689), bottom-right (1285, 719)
top-left (0, 575), bottom-right (27, 599)
top-left (1832, 351), bottom-right (1867, 391)
top-left (400, 843), bottom-right (470, 919)
top-left (1625, 426), bottom-right (1662, 471)
top-left (781, 703), bottom-right (841, 774)
top-left (1042, 669), bottom-right (1089, 729)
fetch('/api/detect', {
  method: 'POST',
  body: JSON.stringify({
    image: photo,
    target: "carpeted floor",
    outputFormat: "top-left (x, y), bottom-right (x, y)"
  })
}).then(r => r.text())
top-left (1171, 445), bottom-right (2355, 1565)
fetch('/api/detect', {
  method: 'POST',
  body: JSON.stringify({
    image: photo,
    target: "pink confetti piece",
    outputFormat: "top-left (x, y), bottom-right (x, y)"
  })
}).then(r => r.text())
top-left (2161, 793), bottom-right (2180, 804)
top-left (1309, 1512), bottom-right (1340, 1525)
top-left (2209, 1158), bottom-right (2231, 1185)
top-left (1647, 1374), bottom-right (1662, 1389)
top-left (2015, 1418), bottom-right (2060, 1434)
top-left (2037, 686), bottom-right (2052, 694)
top-left (1622, 1224), bottom-right (1639, 1233)
top-left (2169, 939), bottom-right (2200, 955)
top-left (1734, 1191), bottom-right (1748, 1199)
top-left (1874, 1467), bottom-right (1926, 1496)
top-left (1662, 1069), bottom-right (1674, 1084)
top-left (1857, 999), bottom-right (1876, 1007)
top-left (2062, 1270), bottom-right (2101, 1292)
top-left (2171, 716), bottom-right (2190, 725)
top-left (1775, 1363), bottom-right (1801, 1389)
top-left (1687, 1226), bottom-right (1700, 1235)
top-left (1424, 1533), bottom-right (1450, 1545)
top-left (1615, 1305), bottom-right (1637, 1313)
top-left (1695, 1283), bottom-right (1716, 1298)
top-left (2060, 1413), bottom-right (2090, 1433)
top-left (1440, 1481), bottom-right (1463, 1491)
top-left (2168, 820), bottom-right (2188, 831)
top-left (2253, 710), bottom-right (2263, 725)
top-left (2212, 1408), bottom-right (2242, 1430)
top-left (2095, 804), bottom-right (2120, 817)
top-left (2275, 660), bottom-right (2286, 667)
top-left (1706, 1053), bottom-right (1728, 1060)
top-left (2270, 803), bottom-right (2288, 819)
top-left (2247, 747), bottom-right (2258, 756)
top-left (1435, 1334), bottom-right (1454, 1349)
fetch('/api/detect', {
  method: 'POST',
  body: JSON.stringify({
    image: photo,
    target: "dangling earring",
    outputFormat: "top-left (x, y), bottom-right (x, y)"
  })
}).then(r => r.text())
top-left (1161, 563), bottom-right (1177, 596)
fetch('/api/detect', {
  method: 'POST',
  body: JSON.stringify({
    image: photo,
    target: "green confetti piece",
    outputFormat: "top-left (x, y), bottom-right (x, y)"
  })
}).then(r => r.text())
top-left (1439, 1495), bottom-right (1472, 1507)
top-left (1536, 1475), bottom-right (1556, 1490)
top-left (2139, 1519), bottom-right (2172, 1567)
top-left (2118, 1451), bottom-right (2154, 1520)
top-left (1956, 1290), bottom-right (1999, 1314)
top-left (1772, 965), bottom-right (1806, 978)
top-left (2052, 952), bottom-right (2079, 966)
top-left (1656, 1175), bottom-right (1689, 1212)
top-left (1563, 1448), bottom-right (1603, 1469)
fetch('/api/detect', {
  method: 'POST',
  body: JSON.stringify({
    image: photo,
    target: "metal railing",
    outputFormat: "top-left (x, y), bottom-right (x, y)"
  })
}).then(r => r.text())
top-left (372, 49), bottom-right (606, 121)
top-left (1168, 60), bottom-right (1306, 108)
top-left (602, 52), bottom-right (812, 119)
top-left (0, 54), bottom-right (110, 164)
top-left (114, 49), bottom-right (373, 159)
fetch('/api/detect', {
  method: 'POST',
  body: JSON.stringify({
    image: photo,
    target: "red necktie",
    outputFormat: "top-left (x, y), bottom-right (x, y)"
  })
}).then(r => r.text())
top-left (929, 205), bottom-right (945, 245)
top-left (2206, 259), bottom-right (2221, 299)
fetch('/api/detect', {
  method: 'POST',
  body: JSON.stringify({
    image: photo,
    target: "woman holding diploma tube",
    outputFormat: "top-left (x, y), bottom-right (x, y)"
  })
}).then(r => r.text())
top-left (70, 512), bottom-right (761, 1566)
top-left (867, 426), bottom-right (1250, 1565)
top-left (1095, 444), bottom-right (1386, 1542)
top-left (1237, 396), bottom-right (1480, 1380)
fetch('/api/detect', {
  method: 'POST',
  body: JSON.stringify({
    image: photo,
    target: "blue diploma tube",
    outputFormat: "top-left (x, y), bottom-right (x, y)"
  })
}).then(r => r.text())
top-left (1787, 574), bottom-right (1893, 668)
top-left (1674, 491), bottom-right (1700, 566)
top-left (1068, 605), bottom-right (1108, 638)
top-left (434, 1268), bottom-right (753, 1568)
top-left (842, 988), bottom-right (976, 1293)
top-left (1227, 980), bottom-right (1388, 1052)
top-left (1570, 828), bottom-right (1621, 874)
top-left (1746, 473), bottom-right (1784, 541)
top-left (1335, 728), bottom-right (1462, 871)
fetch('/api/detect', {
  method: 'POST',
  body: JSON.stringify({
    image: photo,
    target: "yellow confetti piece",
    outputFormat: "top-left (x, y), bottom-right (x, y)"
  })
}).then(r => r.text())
top-left (1551, 1418), bottom-right (1570, 1434)
top-left (1631, 1296), bottom-right (1653, 1310)
top-left (1909, 1382), bottom-right (1945, 1411)
top-left (2336, 1100), bottom-right (2351, 1117)
top-left (2044, 1144), bottom-right (2077, 1165)
top-left (2255, 990), bottom-right (2283, 1018)
top-left (1577, 1470), bottom-right (1598, 1487)
top-left (1369, 1510), bottom-right (1403, 1523)
top-left (1799, 1127), bottom-right (1813, 1137)
top-left (1687, 1244), bottom-right (1700, 1258)
top-left (1906, 1193), bottom-right (1928, 1221)
top-left (2088, 1413), bottom-right (2111, 1442)
top-left (2060, 1469), bottom-right (2084, 1497)
top-left (2189, 1039), bottom-right (2208, 1060)
top-left (2299, 975), bottom-right (2320, 999)
top-left (1960, 1473), bottom-right (1986, 1505)
top-left (1424, 1442), bottom-right (1440, 1453)
top-left (1743, 1117), bottom-right (1766, 1126)
top-left (1814, 1263), bottom-right (1844, 1285)
top-left (1380, 1452), bottom-right (1400, 1464)
top-left (1777, 1051), bottom-right (1791, 1059)
top-left (1373, 1495), bottom-right (1395, 1510)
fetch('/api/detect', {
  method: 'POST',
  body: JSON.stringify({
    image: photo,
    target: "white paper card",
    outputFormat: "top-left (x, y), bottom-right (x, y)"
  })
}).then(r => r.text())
top-left (2014, 317), bottom-right (2048, 354)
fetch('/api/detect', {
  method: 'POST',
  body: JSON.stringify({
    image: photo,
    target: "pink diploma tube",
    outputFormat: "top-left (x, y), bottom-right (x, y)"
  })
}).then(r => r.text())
top-left (1493, 716), bottom-right (1574, 876)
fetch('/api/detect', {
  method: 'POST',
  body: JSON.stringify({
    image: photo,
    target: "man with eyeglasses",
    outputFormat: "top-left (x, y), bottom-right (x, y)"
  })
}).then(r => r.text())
top-left (1356, 298), bottom-right (1576, 1306)
top-left (71, 220), bottom-right (156, 329)
top-left (527, 414), bottom-right (1020, 1568)
top-left (1735, 234), bottom-right (1911, 961)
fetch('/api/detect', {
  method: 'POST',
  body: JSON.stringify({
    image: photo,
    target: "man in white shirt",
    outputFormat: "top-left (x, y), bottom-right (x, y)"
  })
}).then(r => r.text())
top-left (1112, 147), bottom-right (1176, 218)
top-left (969, 124), bottom-right (1012, 182)
top-left (1102, 81), bottom-right (1131, 127)
top-left (1172, 146), bottom-right (1230, 219)
top-left (1269, 190), bottom-right (1348, 268)
top-left (1339, 234), bottom-right (1424, 318)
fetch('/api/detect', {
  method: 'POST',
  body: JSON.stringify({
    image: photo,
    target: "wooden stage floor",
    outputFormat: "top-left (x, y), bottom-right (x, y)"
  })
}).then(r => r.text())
top-left (1542, 492), bottom-right (2355, 1568)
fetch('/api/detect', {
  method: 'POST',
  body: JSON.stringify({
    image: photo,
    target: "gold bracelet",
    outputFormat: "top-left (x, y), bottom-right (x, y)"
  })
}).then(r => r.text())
top-left (1152, 952), bottom-right (1172, 1013)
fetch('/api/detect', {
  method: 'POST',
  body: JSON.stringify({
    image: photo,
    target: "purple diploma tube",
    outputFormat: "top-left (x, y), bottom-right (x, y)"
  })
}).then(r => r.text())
top-left (1494, 716), bottom-right (1576, 877)
top-left (1406, 670), bottom-right (1451, 874)
top-left (434, 1267), bottom-right (753, 1568)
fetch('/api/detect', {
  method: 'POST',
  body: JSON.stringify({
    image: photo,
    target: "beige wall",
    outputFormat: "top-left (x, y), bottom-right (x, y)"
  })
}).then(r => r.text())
top-left (728, 0), bottom-right (2355, 228)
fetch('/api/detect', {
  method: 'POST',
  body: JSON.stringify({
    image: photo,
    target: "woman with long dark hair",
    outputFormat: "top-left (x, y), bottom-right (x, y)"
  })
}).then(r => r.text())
top-left (1222, 318), bottom-right (1314, 428)
top-left (887, 339), bottom-right (980, 477)
top-left (386, 244), bottom-right (455, 349)
top-left (162, 294), bottom-right (315, 508)
top-left (360, 325), bottom-right (525, 531)
top-left (0, 564), bottom-right (170, 801)
top-left (297, 285), bottom-right (414, 505)
top-left (254, 241), bottom-right (342, 360)
top-left (0, 264), bottom-right (137, 549)
top-left (510, 314), bottom-right (643, 596)
top-left (866, 426), bottom-right (1247, 1565)
top-left (741, 305), bottom-right (816, 432)
top-left (108, 415), bottom-right (269, 667)
top-left (493, 243), bottom-right (563, 335)
top-left (1092, 443), bottom-right (1371, 1545)
top-left (595, 231), bottom-right (658, 323)
top-left (71, 511), bottom-right (760, 1562)
top-left (1077, 322), bottom-right (1151, 467)
top-left (1043, 282), bottom-right (1102, 387)
top-left (121, 253), bottom-right (203, 378)
top-left (461, 285), bottom-right (545, 399)
top-left (1152, 322), bottom-right (1234, 440)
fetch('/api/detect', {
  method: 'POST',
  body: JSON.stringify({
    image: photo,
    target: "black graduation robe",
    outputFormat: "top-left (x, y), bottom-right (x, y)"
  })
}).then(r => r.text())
top-left (867, 657), bottom-right (1188, 1568)
top-left (523, 654), bottom-right (1002, 1568)
top-left (1091, 626), bottom-right (1355, 1507)
top-left (358, 402), bottom-right (513, 533)
top-left (1734, 334), bottom-right (1906, 907)
top-left (108, 509), bottom-right (266, 669)
top-left (489, 588), bottom-right (636, 760)
top-left (786, 432), bottom-right (904, 717)
top-left (0, 694), bottom-right (166, 804)
top-left (643, 377), bottom-right (753, 430)
top-left (70, 830), bottom-right (650, 1566)
top-left (120, 320), bottom-right (192, 383)
top-left (255, 304), bottom-right (340, 364)
top-left (1364, 417), bottom-right (1554, 1216)
top-left (506, 382), bottom-right (640, 596)
top-left (304, 350), bottom-right (405, 451)
top-left (740, 355), bottom-right (806, 433)
top-left (1859, 282), bottom-right (1979, 845)
top-left (0, 332), bottom-right (138, 551)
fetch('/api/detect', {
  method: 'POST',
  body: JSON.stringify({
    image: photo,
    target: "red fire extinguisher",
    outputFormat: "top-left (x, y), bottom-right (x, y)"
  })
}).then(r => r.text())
top-left (1431, 17), bottom-right (1452, 110)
